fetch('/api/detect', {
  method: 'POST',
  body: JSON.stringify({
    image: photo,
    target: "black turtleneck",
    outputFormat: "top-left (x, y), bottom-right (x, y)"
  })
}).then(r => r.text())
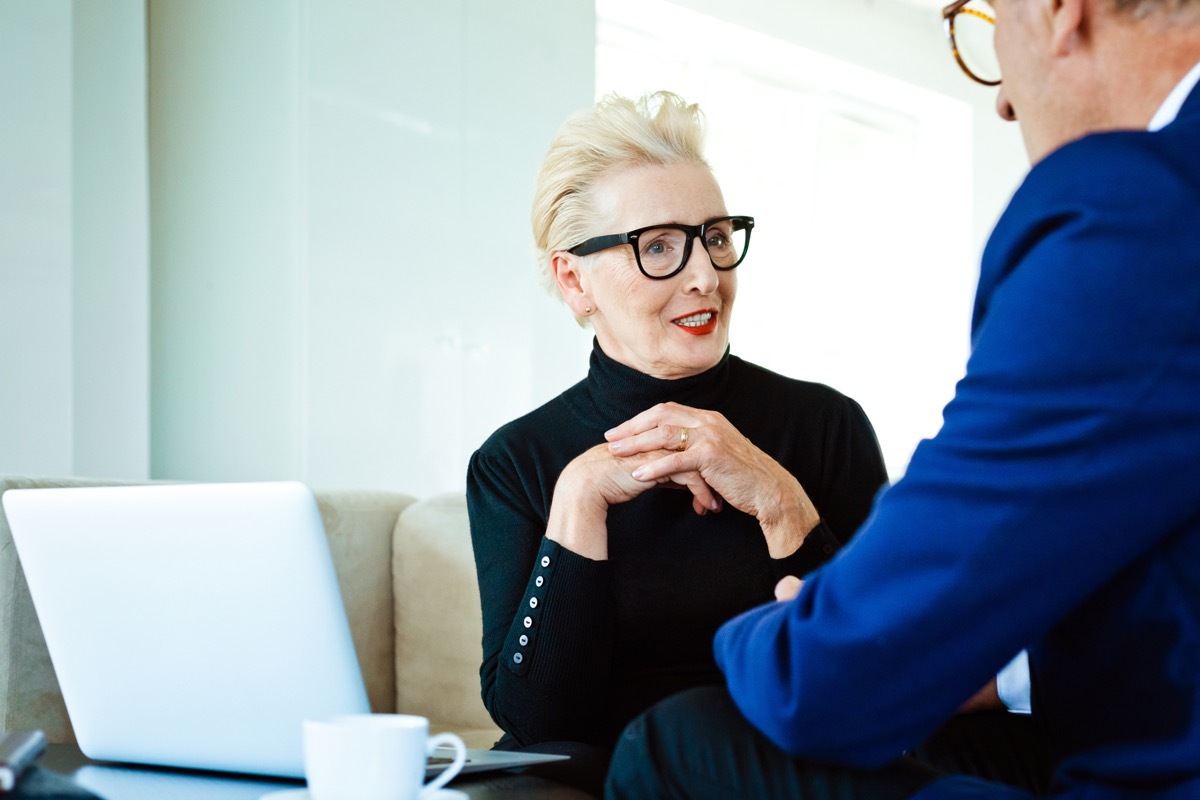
top-left (467, 340), bottom-right (887, 750)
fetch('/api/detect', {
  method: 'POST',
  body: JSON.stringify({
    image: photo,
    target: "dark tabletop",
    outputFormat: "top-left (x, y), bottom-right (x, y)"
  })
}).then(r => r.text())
top-left (36, 743), bottom-right (596, 800)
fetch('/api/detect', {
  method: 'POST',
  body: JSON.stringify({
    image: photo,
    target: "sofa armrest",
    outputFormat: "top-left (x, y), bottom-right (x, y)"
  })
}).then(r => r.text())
top-left (314, 489), bottom-right (415, 715)
top-left (392, 492), bottom-right (502, 750)
top-left (1, 475), bottom-right (156, 742)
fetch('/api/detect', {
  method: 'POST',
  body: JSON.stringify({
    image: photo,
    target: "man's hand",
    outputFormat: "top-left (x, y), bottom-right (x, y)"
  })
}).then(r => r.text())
top-left (775, 575), bottom-right (803, 601)
top-left (958, 678), bottom-right (1004, 713)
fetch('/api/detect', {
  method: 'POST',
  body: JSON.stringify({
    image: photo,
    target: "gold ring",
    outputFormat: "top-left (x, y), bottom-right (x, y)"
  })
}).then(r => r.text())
top-left (678, 427), bottom-right (690, 451)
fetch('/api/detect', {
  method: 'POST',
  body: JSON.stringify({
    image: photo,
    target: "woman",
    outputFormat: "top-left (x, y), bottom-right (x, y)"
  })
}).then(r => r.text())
top-left (466, 91), bottom-right (887, 788)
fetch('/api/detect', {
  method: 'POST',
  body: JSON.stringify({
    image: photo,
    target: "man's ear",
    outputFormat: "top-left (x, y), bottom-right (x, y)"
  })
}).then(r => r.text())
top-left (1049, 0), bottom-right (1086, 56)
top-left (552, 251), bottom-right (593, 317)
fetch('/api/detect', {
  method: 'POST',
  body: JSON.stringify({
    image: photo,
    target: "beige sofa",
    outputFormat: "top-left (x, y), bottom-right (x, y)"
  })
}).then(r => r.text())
top-left (0, 475), bottom-right (502, 750)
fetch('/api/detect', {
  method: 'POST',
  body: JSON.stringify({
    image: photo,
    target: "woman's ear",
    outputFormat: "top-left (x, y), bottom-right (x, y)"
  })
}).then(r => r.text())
top-left (552, 251), bottom-right (594, 318)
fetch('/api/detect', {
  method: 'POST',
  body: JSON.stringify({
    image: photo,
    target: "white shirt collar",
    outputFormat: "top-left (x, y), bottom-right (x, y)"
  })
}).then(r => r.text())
top-left (1148, 60), bottom-right (1200, 131)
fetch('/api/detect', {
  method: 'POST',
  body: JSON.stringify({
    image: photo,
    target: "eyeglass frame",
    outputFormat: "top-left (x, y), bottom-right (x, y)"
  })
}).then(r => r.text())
top-left (567, 215), bottom-right (755, 280)
top-left (942, 0), bottom-right (1001, 87)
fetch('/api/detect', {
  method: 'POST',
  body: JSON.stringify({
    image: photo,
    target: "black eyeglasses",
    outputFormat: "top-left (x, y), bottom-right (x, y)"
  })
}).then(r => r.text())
top-left (569, 215), bottom-right (754, 280)
top-left (942, 0), bottom-right (1000, 86)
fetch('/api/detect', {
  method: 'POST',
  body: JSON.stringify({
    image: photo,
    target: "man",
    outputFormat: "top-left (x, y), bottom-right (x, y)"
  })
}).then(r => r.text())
top-left (604, 0), bottom-right (1200, 797)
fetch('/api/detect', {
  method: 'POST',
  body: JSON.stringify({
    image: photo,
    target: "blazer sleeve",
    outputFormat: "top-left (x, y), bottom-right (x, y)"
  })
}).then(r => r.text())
top-left (714, 133), bottom-right (1200, 766)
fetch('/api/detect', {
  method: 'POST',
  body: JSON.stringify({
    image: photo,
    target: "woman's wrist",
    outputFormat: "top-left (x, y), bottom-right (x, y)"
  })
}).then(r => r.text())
top-left (757, 481), bottom-right (821, 559)
top-left (546, 474), bottom-right (611, 561)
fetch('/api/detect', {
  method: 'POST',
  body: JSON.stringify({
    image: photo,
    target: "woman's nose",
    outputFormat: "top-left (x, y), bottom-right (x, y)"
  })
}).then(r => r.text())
top-left (682, 237), bottom-right (720, 293)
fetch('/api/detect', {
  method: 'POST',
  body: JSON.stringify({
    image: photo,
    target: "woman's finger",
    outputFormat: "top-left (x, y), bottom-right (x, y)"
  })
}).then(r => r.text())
top-left (667, 470), bottom-right (721, 513)
top-left (608, 423), bottom-right (692, 456)
top-left (629, 451), bottom-right (694, 484)
top-left (604, 402), bottom-right (694, 441)
top-left (604, 410), bottom-right (658, 442)
top-left (627, 452), bottom-right (721, 512)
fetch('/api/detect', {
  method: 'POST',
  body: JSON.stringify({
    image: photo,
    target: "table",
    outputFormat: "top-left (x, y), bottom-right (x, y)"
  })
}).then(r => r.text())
top-left (39, 744), bottom-right (596, 800)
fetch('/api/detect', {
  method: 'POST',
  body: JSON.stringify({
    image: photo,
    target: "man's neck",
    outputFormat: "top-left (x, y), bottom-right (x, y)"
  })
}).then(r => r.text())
top-left (1093, 12), bottom-right (1200, 130)
top-left (1149, 60), bottom-right (1200, 130)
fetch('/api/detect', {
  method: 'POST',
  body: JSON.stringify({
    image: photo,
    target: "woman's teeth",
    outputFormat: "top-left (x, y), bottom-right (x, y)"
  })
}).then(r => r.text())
top-left (674, 312), bottom-right (713, 327)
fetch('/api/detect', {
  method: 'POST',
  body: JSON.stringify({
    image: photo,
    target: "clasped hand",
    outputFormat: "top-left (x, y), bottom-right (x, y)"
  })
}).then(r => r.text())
top-left (548, 402), bottom-right (821, 560)
top-left (604, 402), bottom-right (822, 558)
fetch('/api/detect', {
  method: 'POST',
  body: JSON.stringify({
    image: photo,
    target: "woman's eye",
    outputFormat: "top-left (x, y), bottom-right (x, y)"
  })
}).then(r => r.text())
top-left (646, 241), bottom-right (668, 256)
top-left (706, 233), bottom-right (729, 249)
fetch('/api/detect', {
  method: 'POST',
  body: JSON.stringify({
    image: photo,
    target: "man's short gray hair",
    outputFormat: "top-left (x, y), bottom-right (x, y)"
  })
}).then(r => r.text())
top-left (1112, 0), bottom-right (1199, 18)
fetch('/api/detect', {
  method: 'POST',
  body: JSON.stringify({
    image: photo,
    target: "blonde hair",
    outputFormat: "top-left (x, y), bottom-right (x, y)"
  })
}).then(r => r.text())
top-left (530, 91), bottom-right (710, 304)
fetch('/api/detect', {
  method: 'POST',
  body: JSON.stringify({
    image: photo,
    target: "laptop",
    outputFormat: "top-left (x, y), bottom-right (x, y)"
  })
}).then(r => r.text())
top-left (3, 482), bottom-right (565, 781)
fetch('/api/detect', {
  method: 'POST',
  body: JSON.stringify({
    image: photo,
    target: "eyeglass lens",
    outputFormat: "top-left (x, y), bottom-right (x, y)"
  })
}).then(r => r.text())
top-left (953, 1), bottom-right (999, 84)
top-left (637, 220), bottom-right (748, 277)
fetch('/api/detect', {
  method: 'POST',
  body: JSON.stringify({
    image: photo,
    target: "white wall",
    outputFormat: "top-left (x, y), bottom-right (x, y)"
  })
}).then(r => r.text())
top-left (2, 0), bottom-right (1028, 494)
top-left (0, 0), bottom-right (73, 476)
top-left (673, 0), bottom-right (1027, 275)
top-left (148, 0), bottom-right (307, 483)
top-left (599, 0), bottom-right (1029, 476)
top-left (149, 0), bottom-right (595, 494)
top-left (0, 0), bottom-right (148, 478)
top-left (72, 0), bottom-right (150, 478)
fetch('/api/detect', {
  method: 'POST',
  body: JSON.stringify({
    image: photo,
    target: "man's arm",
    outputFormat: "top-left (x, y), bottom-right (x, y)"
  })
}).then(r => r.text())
top-left (775, 577), bottom-right (1023, 716)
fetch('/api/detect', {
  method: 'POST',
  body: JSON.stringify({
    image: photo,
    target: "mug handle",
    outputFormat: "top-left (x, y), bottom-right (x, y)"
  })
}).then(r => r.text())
top-left (422, 732), bottom-right (467, 795)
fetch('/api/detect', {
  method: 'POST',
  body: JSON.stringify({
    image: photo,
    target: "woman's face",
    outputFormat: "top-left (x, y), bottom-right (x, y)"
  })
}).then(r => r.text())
top-left (559, 162), bottom-right (737, 380)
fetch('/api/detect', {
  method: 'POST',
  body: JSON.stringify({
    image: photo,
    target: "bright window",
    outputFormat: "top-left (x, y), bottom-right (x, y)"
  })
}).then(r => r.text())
top-left (597, 0), bottom-right (976, 478)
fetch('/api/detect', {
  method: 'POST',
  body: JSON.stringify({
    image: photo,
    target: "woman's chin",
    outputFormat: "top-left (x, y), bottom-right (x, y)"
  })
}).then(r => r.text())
top-left (667, 336), bottom-right (727, 375)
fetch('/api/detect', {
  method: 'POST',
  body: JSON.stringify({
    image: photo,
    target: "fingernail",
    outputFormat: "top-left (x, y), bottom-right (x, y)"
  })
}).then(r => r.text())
top-left (608, 441), bottom-right (623, 452)
top-left (631, 468), bottom-right (647, 480)
top-left (710, 499), bottom-right (721, 511)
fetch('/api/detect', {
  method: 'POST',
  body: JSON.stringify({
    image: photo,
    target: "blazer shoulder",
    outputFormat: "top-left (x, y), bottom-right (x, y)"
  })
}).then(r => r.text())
top-left (975, 126), bottom-right (1200, 332)
top-left (1020, 126), bottom-right (1200, 214)
top-left (984, 129), bottom-right (1200, 277)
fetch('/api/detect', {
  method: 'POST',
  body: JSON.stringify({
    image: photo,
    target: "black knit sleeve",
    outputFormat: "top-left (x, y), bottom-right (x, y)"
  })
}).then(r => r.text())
top-left (815, 394), bottom-right (889, 544)
top-left (467, 448), bottom-right (617, 746)
top-left (770, 391), bottom-right (888, 579)
top-left (770, 520), bottom-right (841, 579)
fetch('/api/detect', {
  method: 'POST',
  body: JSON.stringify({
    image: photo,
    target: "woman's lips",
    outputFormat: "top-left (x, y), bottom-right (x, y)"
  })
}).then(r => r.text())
top-left (672, 310), bottom-right (718, 336)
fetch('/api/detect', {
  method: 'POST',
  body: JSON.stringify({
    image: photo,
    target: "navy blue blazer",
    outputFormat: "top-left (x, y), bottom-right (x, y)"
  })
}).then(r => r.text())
top-left (715, 83), bottom-right (1200, 800)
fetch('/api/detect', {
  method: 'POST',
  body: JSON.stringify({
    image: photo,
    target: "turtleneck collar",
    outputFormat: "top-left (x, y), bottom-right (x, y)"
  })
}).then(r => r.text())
top-left (582, 337), bottom-right (733, 425)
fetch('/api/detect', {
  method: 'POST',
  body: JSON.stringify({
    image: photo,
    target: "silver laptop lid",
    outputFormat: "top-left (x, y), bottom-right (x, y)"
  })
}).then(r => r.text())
top-left (3, 481), bottom-right (371, 778)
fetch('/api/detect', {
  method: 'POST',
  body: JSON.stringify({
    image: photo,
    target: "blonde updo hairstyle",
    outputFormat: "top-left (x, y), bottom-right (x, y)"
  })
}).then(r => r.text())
top-left (531, 91), bottom-right (710, 325)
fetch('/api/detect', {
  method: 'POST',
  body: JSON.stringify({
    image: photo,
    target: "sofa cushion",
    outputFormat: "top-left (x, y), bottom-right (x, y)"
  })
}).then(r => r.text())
top-left (393, 492), bottom-right (502, 750)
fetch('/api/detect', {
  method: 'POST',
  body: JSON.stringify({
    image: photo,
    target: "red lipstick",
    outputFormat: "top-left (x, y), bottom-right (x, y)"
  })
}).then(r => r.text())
top-left (672, 309), bottom-right (719, 336)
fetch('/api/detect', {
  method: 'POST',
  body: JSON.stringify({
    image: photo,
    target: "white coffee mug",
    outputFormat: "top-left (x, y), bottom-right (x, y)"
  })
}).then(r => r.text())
top-left (302, 714), bottom-right (467, 800)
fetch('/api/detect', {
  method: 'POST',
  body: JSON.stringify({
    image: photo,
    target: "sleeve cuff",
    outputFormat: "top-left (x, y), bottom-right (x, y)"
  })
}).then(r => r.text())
top-left (772, 519), bottom-right (839, 580)
top-left (997, 650), bottom-right (1032, 714)
top-left (502, 537), bottom-right (614, 686)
